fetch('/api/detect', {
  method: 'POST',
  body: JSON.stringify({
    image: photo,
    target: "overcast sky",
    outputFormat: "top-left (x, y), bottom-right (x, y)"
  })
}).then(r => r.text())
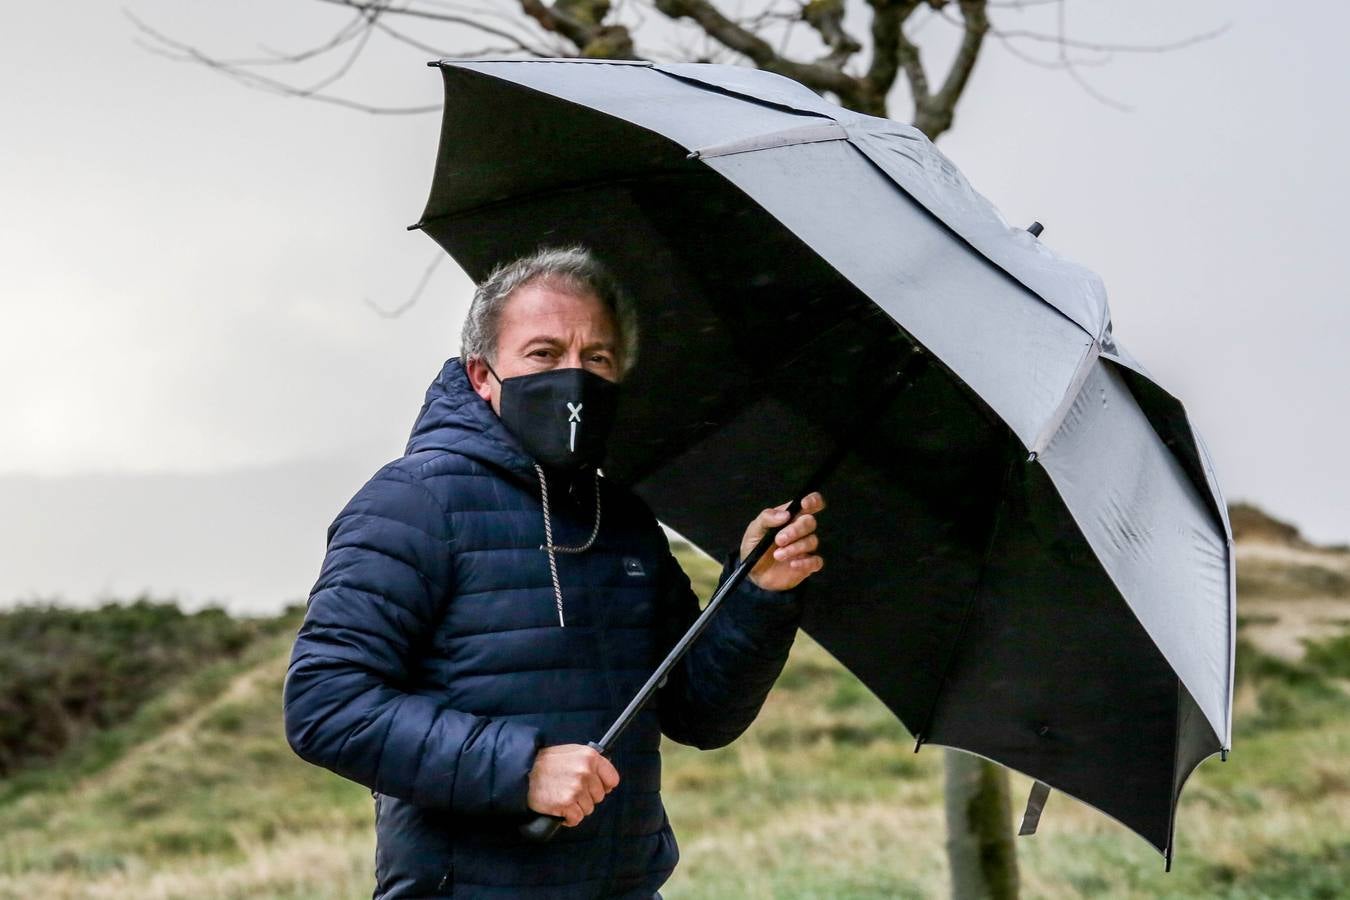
top-left (2, 1), bottom-right (1347, 610)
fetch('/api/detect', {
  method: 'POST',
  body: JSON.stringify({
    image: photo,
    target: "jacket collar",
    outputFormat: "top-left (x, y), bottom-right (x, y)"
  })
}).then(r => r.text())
top-left (405, 357), bottom-right (594, 493)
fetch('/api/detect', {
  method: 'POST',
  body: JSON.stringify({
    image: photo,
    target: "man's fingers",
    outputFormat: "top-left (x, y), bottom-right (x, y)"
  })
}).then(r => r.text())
top-left (761, 505), bottom-right (790, 530)
top-left (528, 743), bottom-right (624, 826)
top-left (597, 757), bottom-right (621, 792)
top-left (765, 494), bottom-right (824, 527)
top-left (775, 513), bottom-right (816, 546)
top-left (773, 533), bottom-right (819, 560)
top-left (743, 494), bottom-right (825, 566)
top-left (746, 506), bottom-right (789, 546)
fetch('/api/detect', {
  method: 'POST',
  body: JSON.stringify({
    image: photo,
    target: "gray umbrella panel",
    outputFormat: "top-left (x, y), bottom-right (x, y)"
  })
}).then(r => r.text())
top-left (416, 58), bottom-right (1236, 854)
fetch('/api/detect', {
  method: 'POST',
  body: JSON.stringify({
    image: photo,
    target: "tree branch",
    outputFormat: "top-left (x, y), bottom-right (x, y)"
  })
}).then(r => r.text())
top-left (365, 253), bottom-right (445, 318)
top-left (518, 0), bottom-right (639, 57)
top-left (235, 13), bottom-right (372, 67)
top-left (371, 18), bottom-right (557, 59)
top-left (991, 21), bottom-right (1231, 54)
top-left (312, 0), bottom-right (559, 54)
top-left (799, 0), bottom-right (863, 71)
top-left (125, 0), bottom-right (572, 116)
top-left (128, 0), bottom-right (1230, 141)
top-left (128, 10), bottom-right (434, 113)
top-left (969, 2), bottom-right (1228, 113)
top-left (916, 0), bottom-right (988, 136)
top-left (653, 0), bottom-right (862, 101)
top-left (1051, 0), bottom-right (1129, 111)
top-left (864, 0), bottom-right (923, 113)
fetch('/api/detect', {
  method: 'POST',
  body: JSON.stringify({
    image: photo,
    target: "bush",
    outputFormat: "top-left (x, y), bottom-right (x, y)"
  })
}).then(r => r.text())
top-left (0, 597), bottom-right (288, 777)
top-left (1233, 636), bottom-right (1350, 734)
top-left (1304, 632), bottom-right (1350, 680)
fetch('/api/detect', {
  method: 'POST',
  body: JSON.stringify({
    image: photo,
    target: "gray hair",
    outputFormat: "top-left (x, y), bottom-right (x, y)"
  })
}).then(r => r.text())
top-left (460, 244), bottom-right (639, 378)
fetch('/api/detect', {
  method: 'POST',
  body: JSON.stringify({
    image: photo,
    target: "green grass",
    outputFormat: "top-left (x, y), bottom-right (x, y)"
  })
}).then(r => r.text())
top-left (1, 550), bottom-right (1347, 898)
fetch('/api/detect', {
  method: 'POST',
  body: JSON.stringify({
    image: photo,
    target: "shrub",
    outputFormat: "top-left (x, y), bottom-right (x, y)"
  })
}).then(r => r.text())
top-left (0, 598), bottom-right (287, 777)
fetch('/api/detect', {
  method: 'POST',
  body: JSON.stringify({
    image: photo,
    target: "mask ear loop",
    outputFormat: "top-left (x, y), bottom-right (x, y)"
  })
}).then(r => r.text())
top-left (480, 357), bottom-right (503, 386)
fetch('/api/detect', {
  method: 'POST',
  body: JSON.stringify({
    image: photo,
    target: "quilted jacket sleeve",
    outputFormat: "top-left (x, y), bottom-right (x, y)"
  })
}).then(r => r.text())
top-left (282, 462), bottom-right (543, 814)
top-left (655, 538), bottom-right (805, 750)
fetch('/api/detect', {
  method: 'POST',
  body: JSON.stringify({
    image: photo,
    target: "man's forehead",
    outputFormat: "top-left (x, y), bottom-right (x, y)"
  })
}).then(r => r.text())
top-left (500, 285), bottom-right (616, 336)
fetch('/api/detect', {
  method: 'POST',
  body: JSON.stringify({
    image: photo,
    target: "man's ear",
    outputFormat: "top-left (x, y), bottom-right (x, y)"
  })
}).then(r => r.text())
top-left (465, 357), bottom-right (493, 403)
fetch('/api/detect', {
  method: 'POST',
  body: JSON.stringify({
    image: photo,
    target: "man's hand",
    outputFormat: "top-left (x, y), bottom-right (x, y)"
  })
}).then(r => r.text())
top-left (526, 744), bottom-right (621, 827)
top-left (739, 491), bottom-right (826, 592)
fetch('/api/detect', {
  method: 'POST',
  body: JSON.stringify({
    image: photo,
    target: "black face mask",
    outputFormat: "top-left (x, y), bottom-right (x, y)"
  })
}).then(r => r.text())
top-left (482, 359), bottom-right (620, 472)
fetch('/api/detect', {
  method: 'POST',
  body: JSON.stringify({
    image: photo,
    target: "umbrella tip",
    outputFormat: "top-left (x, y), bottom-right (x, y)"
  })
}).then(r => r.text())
top-left (1027, 221), bottom-right (1045, 238)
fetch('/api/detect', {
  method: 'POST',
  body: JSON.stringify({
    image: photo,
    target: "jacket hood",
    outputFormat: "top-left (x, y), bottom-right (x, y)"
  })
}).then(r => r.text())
top-left (405, 357), bottom-right (541, 484)
top-left (405, 357), bottom-right (599, 491)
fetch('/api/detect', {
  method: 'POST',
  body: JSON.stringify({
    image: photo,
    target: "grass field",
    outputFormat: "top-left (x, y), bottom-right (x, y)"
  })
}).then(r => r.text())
top-left (1, 533), bottom-right (1346, 899)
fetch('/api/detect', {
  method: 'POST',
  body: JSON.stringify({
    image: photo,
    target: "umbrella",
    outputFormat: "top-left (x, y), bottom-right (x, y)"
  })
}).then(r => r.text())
top-left (409, 57), bottom-right (1235, 866)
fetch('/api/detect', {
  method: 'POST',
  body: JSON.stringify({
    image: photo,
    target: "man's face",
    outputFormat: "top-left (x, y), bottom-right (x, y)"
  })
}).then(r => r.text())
top-left (466, 280), bottom-right (620, 415)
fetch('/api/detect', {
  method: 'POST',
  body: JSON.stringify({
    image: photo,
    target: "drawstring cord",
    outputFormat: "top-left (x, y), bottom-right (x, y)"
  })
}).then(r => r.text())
top-left (535, 464), bottom-right (602, 627)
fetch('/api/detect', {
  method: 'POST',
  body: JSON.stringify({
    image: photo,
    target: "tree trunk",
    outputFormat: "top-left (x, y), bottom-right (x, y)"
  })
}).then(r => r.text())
top-left (943, 750), bottom-right (1019, 900)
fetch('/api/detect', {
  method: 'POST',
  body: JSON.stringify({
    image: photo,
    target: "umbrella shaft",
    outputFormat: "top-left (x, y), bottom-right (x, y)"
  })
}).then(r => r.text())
top-left (596, 502), bottom-right (800, 752)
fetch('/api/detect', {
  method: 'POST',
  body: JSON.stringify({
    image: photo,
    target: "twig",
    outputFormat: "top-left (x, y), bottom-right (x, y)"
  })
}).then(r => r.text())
top-left (364, 254), bottom-right (445, 318)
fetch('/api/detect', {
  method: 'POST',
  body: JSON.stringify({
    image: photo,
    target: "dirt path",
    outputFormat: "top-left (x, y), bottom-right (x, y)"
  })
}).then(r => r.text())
top-left (70, 653), bottom-right (279, 796)
top-left (1237, 540), bottom-right (1350, 570)
top-left (1241, 596), bottom-right (1350, 661)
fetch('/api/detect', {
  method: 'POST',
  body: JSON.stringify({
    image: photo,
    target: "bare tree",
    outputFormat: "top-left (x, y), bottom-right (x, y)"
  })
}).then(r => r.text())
top-left (130, 3), bottom-right (1225, 897)
top-left (129, 0), bottom-right (1226, 141)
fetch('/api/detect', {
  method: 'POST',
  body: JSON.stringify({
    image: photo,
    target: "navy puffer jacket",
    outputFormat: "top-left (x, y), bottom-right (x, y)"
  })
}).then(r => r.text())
top-left (283, 358), bottom-right (804, 899)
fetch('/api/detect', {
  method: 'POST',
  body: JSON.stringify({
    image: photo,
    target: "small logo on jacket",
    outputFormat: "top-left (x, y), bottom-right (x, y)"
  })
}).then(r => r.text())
top-left (623, 557), bottom-right (646, 577)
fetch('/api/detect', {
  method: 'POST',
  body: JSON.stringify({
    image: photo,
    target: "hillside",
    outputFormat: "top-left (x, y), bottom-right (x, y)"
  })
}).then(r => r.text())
top-left (1232, 504), bottom-right (1350, 667)
top-left (1, 510), bottom-right (1347, 898)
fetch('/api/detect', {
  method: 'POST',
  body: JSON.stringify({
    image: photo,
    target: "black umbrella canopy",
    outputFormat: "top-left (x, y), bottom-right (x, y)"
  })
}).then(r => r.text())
top-left (412, 58), bottom-right (1234, 863)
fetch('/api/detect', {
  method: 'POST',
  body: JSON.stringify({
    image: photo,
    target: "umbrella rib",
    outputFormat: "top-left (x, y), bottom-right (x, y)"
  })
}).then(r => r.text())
top-left (687, 122), bottom-right (849, 160)
top-left (1028, 339), bottom-right (1102, 459)
top-left (1163, 676), bottom-right (1183, 872)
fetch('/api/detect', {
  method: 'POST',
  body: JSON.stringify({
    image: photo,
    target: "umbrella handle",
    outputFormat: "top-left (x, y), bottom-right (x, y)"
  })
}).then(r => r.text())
top-left (519, 813), bottom-right (565, 843)
top-left (519, 741), bottom-right (608, 843)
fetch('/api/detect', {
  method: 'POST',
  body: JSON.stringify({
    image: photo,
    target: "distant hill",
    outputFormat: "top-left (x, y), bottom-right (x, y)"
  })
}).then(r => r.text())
top-left (1228, 502), bottom-right (1349, 603)
top-left (1229, 502), bottom-right (1328, 548)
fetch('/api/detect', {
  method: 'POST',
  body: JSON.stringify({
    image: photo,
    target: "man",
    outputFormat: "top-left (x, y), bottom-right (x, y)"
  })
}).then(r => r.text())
top-left (283, 245), bottom-right (825, 899)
